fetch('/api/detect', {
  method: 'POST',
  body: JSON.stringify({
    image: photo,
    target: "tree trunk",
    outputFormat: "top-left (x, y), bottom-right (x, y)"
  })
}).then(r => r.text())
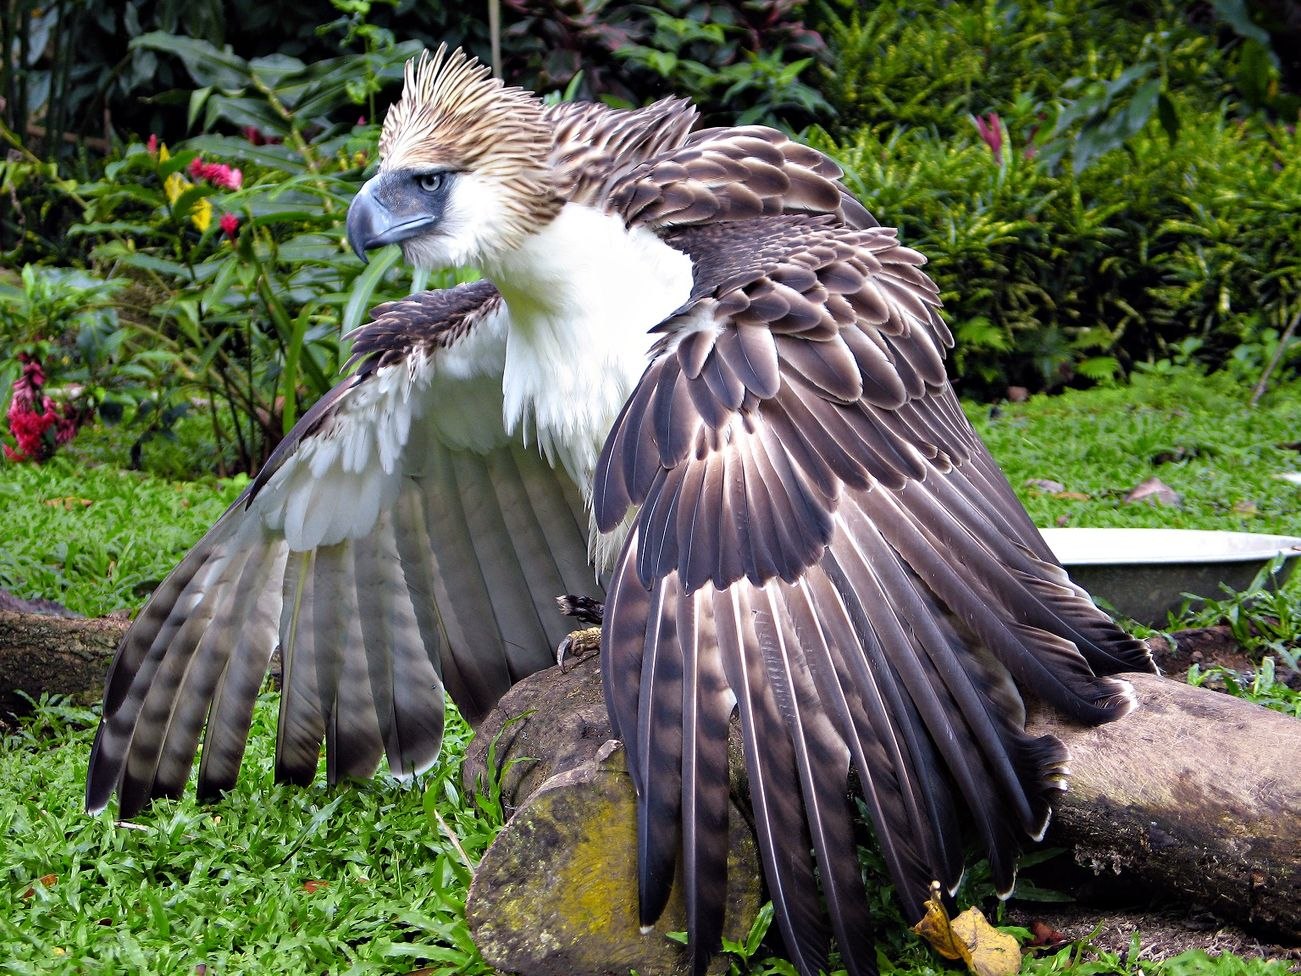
top-left (463, 655), bottom-right (1299, 975)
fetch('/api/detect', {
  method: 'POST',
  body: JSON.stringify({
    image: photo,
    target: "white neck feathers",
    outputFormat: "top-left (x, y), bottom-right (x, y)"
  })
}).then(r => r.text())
top-left (487, 203), bottom-right (694, 489)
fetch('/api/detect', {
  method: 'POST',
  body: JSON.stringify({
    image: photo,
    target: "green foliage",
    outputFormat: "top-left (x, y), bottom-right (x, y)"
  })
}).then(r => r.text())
top-left (1024, 937), bottom-right (1296, 976)
top-left (2, 5), bottom-right (456, 472)
top-left (808, 107), bottom-right (1301, 394)
top-left (614, 9), bottom-right (830, 127)
top-left (0, 265), bottom-right (125, 405)
top-left (502, 0), bottom-right (829, 126)
top-left (55, 46), bottom-right (450, 473)
top-left (814, 0), bottom-right (1285, 141)
top-left (1187, 655), bottom-right (1300, 718)
top-left (1173, 554), bottom-right (1301, 716)
top-left (0, 694), bottom-right (499, 975)
top-left (809, 0), bottom-right (1301, 392)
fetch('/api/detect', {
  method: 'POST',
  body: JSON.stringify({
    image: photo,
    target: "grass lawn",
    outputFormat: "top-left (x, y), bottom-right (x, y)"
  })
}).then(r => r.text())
top-left (1, 366), bottom-right (1298, 974)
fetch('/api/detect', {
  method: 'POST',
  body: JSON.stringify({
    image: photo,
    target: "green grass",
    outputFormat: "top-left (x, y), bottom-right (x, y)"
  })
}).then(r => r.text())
top-left (1, 366), bottom-right (1297, 974)
top-left (0, 697), bottom-right (499, 975)
top-left (0, 457), bottom-right (245, 617)
top-left (966, 370), bottom-right (1301, 538)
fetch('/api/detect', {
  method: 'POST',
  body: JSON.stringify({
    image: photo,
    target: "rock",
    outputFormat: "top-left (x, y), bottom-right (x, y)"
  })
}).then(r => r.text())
top-left (467, 739), bottom-right (761, 976)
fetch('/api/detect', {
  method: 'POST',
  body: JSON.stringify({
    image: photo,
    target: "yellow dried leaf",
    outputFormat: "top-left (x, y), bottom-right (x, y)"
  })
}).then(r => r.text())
top-left (950, 907), bottom-right (1021, 976)
top-left (912, 887), bottom-right (965, 961)
top-left (913, 883), bottom-right (1021, 976)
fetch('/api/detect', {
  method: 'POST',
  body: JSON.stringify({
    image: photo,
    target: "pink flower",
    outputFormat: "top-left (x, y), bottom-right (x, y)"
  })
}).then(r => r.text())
top-left (357, 115), bottom-right (367, 127)
top-left (186, 157), bottom-right (244, 191)
top-left (220, 212), bottom-right (240, 240)
top-left (211, 165), bottom-right (243, 190)
top-left (147, 133), bottom-right (159, 155)
top-left (972, 112), bottom-right (1004, 164)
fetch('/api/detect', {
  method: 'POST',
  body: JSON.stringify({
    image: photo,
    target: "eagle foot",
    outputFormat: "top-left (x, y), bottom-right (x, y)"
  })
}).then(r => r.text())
top-left (556, 626), bottom-right (602, 672)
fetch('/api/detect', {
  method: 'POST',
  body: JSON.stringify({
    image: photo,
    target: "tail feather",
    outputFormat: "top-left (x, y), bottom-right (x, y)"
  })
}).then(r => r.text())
top-left (635, 568), bottom-right (685, 928)
top-left (275, 550), bottom-right (325, 785)
top-left (354, 506), bottom-right (445, 778)
top-left (196, 545), bottom-right (287, 801)
top-left (753, 583), bottom-right (874, 976)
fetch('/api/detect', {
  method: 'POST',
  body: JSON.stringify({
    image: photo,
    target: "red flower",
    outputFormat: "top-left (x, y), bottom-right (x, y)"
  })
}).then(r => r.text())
top-left (357, 115), bottom-right (367, 127)
top-left (188, 156), bottom-right (206, 178)
top-left (147, 133), bottom-right (159, 155)
top-left (972, 112), bottom-right (1004, 164)
top-left (220, 212), bottom-right (240, 240)
top-left (4, 355), bottom-right (77, 462)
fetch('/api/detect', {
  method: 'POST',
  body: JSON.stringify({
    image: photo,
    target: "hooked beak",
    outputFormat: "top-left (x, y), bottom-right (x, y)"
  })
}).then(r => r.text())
top-left (346, 175), bottom-right (438, 263)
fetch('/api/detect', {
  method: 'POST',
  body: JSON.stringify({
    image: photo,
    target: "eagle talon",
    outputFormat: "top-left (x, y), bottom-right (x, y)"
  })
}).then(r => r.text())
top-left (556, 626), bottom-right (602, 671)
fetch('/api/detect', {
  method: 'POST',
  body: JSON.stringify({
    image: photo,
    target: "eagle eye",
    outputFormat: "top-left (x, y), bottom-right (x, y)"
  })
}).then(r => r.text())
top-left (417, 172), bottom-right (445, 193)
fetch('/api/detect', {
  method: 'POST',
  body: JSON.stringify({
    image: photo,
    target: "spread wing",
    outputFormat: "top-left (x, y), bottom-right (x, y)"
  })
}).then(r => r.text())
top-left (592, 217), bottom-right (1153, 976)
top-left (87, 281), bottom-right (600, 817)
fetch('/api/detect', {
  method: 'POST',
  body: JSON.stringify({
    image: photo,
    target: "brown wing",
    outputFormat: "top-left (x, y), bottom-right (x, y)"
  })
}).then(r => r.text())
top-left (88, 283), bottom-right (600, 817)
top-left (607, 124), bottom-right (877, 231)
top-left (593, 217), bottom-right (1152, 976)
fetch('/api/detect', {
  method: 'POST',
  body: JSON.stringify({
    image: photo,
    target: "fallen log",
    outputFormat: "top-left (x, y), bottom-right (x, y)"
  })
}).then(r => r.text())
top-left (463, 654), bottom-right (1300, 975)
top-left (1026, 672), bottom-right (1300, 941)
top-left (0, 608), bottom-right (126, 718)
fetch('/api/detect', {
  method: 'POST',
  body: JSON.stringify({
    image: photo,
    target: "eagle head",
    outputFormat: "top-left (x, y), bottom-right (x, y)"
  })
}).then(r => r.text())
top-left (346, 46), bottom-right (560, 270)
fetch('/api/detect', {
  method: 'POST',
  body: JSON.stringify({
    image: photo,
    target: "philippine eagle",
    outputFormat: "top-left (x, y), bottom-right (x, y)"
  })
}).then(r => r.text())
top-left (88, 47), bottom-right (1153, 976)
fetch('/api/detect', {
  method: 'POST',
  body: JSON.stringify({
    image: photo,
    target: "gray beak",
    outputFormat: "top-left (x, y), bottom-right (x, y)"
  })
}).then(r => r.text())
top-left (346, 175), bottom-right (438, 263)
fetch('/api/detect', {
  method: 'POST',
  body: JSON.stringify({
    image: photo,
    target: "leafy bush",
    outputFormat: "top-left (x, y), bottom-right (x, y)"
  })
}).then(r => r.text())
top-left (1, 33), bottom-right (449, 474)
top-left (807, 0), bottom-right (1301, 394)
top-left (814, 0), bottom-right (1284, 140)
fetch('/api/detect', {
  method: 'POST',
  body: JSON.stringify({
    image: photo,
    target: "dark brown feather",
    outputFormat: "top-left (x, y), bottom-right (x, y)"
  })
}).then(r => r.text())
top-left (594, 206), bottom-right (1153, 976)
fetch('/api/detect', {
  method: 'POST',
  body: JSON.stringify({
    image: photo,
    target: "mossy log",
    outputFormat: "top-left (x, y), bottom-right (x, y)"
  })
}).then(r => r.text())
top-left (464, 656), bottom-right (1299, 976)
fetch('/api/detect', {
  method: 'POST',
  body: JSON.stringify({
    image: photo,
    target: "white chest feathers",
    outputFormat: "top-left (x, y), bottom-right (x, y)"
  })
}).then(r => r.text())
top-left (489, 203), bottom-right (695, 489)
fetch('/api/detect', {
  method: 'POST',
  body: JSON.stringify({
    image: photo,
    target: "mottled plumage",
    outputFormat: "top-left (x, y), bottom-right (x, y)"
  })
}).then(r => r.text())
top-left (88, 47), bottom-right (1154, 976)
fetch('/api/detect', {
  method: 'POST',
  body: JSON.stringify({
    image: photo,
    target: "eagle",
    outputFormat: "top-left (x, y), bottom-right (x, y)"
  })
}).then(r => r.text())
top-left (87, 47), bottom-right (1154, 976)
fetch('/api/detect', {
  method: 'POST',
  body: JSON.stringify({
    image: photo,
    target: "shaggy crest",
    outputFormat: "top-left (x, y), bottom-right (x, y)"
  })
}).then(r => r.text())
top-left (379, 46), bottom-right (560, 245)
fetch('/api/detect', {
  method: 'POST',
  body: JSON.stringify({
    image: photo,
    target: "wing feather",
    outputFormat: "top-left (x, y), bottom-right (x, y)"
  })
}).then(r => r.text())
top-left (88, 283), bottom-right (604, 815)
top-left (595, 215), bottom-right (1153, 973)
